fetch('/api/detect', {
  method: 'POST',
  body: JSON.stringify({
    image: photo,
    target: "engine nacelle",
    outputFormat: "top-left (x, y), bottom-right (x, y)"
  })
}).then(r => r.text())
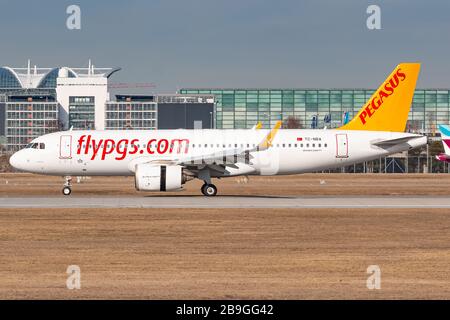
top-left (135, 164), bottom-right (184, 191)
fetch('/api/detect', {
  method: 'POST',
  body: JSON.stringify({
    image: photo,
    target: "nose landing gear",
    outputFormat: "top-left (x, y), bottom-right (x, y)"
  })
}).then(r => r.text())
top-left (62, 176), bottom-right (72, 196)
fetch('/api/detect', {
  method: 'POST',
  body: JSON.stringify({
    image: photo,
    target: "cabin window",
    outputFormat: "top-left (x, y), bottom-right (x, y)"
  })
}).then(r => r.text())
top-left (312, 144), bottom-right (315, 147)
top-left (288, 144), bottom-right (291, 148)
top-left (39, 143), bottom-right (45, 149)
top-left (324, 143), bottom-right (327, 147)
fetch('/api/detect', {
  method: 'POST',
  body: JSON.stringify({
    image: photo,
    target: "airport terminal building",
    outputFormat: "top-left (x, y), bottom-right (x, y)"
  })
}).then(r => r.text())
top-left (0, 61), bottom-right (213, 151)
top-left (180, 88), bottom-right (450, 135)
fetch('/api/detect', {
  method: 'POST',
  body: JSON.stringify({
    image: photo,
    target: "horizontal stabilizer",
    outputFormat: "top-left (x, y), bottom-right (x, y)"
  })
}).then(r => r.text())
top-left (371, 135), bottom-right (423, 147)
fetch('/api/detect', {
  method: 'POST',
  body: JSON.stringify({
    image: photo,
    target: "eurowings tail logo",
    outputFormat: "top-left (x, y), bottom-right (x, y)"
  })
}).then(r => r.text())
top-left (443, 139), bottom-right (450, 149)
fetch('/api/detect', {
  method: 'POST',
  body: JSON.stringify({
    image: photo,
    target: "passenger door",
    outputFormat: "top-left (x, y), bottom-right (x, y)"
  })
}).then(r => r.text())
top-left (335, 134), bottom-right (348, 158)
top-left (59, 135), bottom-right (72, 159)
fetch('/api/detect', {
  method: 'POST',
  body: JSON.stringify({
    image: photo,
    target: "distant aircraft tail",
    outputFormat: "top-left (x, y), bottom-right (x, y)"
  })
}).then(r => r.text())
top-left (437, 125), bottom-right (450, 162)
top-left (339, 63), bottom-right (421, 132)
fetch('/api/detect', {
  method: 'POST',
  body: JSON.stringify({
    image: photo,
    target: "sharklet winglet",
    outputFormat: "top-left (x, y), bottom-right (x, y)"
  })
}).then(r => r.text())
top-left (259, 120), bottom-right (282, 149)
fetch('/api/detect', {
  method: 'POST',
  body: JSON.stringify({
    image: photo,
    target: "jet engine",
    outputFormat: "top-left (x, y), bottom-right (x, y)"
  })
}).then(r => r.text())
top-left (134, 164), bottom-right (192, 191)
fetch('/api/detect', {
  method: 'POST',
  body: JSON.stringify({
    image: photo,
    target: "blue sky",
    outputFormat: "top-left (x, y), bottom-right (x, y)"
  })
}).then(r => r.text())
top-left (0, 0), bottom-right (449, 92)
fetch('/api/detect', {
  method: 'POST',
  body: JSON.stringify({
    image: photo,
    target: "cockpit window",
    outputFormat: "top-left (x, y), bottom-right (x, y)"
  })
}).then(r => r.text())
top-left (24, 142), bottom-right (45, 149)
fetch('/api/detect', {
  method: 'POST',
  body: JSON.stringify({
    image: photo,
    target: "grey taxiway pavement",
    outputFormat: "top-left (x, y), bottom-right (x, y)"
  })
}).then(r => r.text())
top-left (1, 196), bottom-right (450, 208)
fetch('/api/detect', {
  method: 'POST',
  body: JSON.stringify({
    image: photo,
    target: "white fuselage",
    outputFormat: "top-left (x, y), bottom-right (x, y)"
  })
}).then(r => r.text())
top-left (10, 129), bottom-right (426, 177)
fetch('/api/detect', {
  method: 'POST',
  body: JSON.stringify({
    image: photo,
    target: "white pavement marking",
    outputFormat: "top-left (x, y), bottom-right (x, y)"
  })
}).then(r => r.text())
top-left (1, 196), bottom-right (450, 208)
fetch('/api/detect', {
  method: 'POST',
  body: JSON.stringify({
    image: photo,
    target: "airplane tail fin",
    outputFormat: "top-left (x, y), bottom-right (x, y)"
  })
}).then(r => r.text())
top-left (339, 63), bottom-right (420, 132)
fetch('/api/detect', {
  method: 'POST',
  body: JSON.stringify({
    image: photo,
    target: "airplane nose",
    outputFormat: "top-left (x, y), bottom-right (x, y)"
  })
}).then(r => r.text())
top-left (9, 152), bottom-right (23, 170)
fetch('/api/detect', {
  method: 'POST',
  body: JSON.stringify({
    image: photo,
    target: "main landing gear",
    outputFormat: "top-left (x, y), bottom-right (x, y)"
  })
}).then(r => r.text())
top-left (62, 176), bottom-right (72, 196)
top-left (201, 183), bottom-right (217, 196)
top-left (198, 168), bottom-right (217, 196)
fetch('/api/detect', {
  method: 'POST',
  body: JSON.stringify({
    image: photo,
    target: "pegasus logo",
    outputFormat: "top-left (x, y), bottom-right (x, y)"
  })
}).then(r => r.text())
top-left (359, 68), bottom-right (406, 125)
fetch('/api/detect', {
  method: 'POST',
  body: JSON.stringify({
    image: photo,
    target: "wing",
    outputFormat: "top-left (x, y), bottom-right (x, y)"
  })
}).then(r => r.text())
top-left (127, 121), bottom-right (282, 175)
top-left (175, 120), bottom-right (281, 166)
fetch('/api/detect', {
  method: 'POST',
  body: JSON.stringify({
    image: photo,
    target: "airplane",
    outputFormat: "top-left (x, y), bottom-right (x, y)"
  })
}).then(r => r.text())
top-left (436, 124), bottom-right (450, 163)
top-left (9, 63), bottom-right (427, 196)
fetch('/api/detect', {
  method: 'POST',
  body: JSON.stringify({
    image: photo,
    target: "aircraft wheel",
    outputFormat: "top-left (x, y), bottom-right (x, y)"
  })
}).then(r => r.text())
top-left (202, 184), bottom-right (217, 196)
top-left (62, 186), bottom-right (72, 196)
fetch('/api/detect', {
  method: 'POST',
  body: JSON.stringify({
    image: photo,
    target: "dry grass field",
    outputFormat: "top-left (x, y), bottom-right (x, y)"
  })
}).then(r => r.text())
top-left (0, 208), bottom-right (449, 299)
top-left (0, 173), bottom-right (449, 299)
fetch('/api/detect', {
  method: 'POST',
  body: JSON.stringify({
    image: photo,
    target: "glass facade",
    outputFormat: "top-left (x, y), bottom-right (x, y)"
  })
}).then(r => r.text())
top-left (0, 95), bottom-right (5, 137)
top-left (69, 96), bottom-right (95, 130)
top-left (6, 102), bottom-right (59, 151)
top-left (180, 89), bottom-right (450, 135)
top-left (38, 68), bottom-right (76, 88)
top-left (0, 68), bottom-right (22, 88)
top-left (105, 102), bottom-right (157, 130)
